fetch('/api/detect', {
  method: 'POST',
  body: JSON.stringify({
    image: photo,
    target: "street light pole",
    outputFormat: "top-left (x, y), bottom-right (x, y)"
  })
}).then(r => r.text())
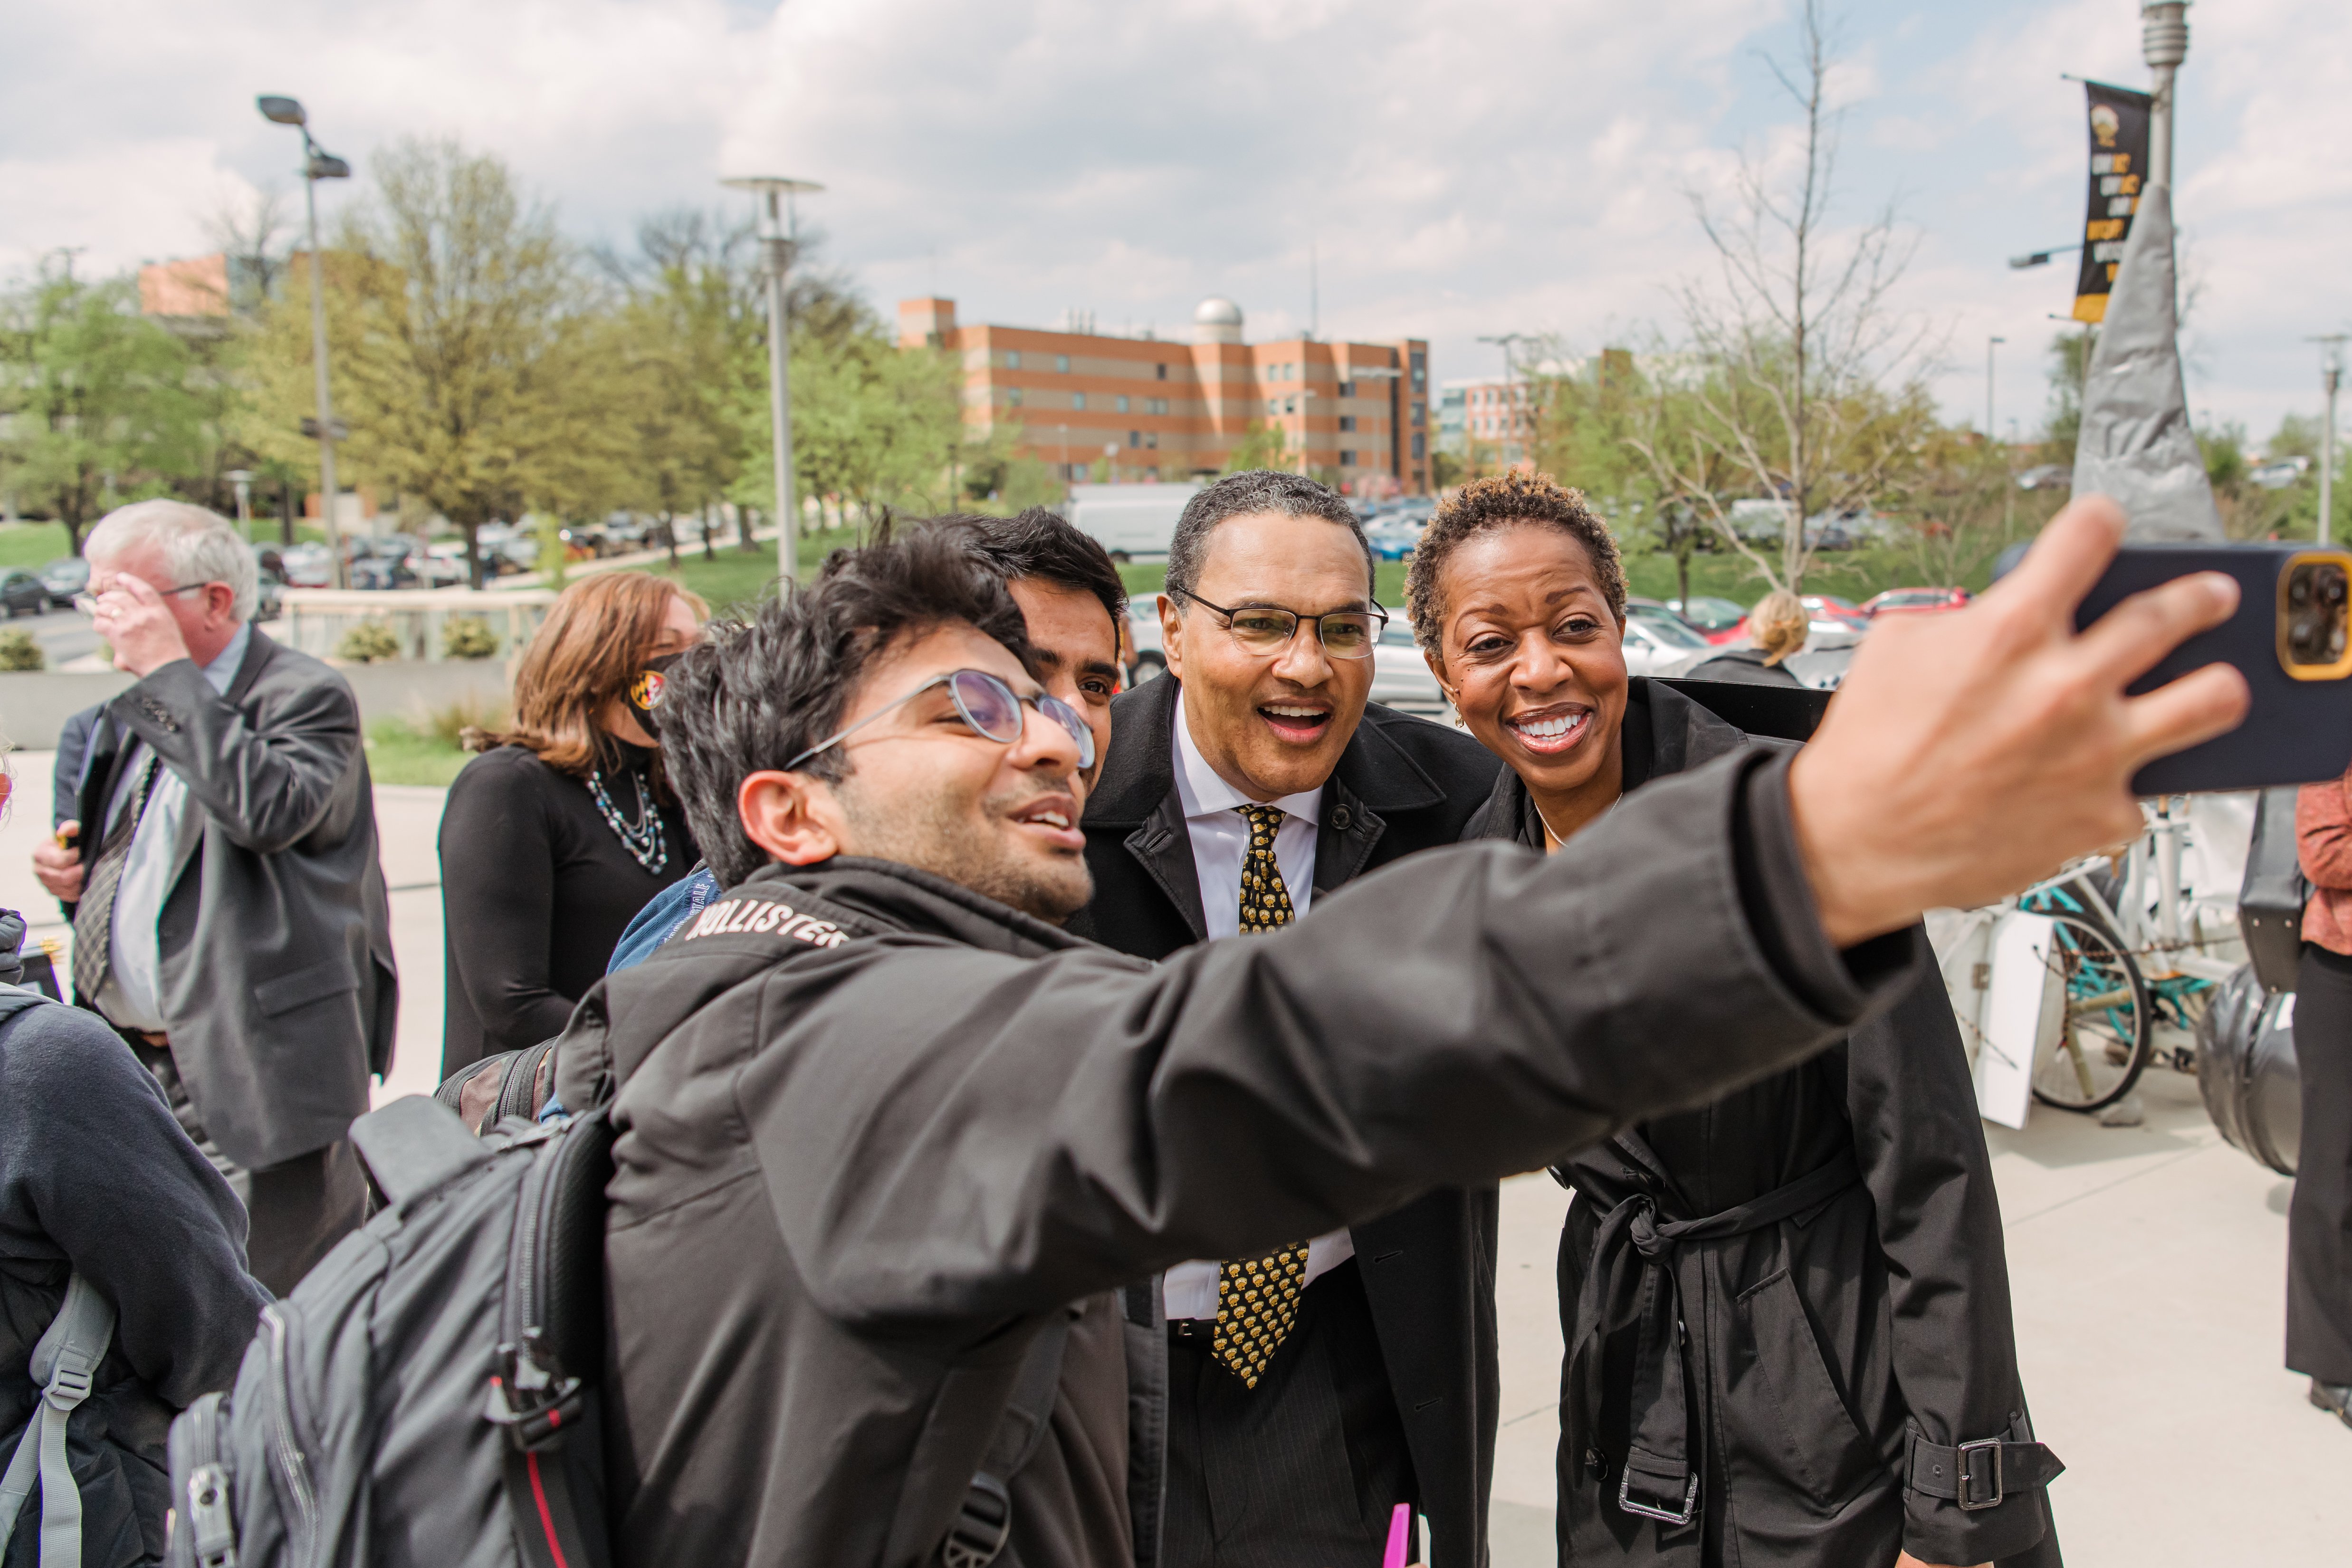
top-left (258, 96), bottom-right (351, 587)
top-left (1986, 335), bottom-right (2005, 441)
top-left (723, 176), bottom-right (824, 587)
top-left (2142, 2), bottom-right (2190, 190)
top-left (2315, 335), bottom-right (2346, 546)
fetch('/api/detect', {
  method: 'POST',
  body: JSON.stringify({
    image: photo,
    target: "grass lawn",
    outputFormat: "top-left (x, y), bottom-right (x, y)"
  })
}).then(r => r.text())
top-left (363, 718), bottom-right (474, 787)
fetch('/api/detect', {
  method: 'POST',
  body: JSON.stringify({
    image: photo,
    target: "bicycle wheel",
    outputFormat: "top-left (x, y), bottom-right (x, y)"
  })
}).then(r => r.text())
top-left (2030, 910), bottom-right (2152, 1112)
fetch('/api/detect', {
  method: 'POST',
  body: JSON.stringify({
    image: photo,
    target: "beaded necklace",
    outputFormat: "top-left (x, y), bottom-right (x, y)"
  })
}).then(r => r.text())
top-left (587, 757), bottom-right (668, 875)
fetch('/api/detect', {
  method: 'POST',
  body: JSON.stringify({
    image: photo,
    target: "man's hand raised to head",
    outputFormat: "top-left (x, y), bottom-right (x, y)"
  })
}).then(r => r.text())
top-left (1792, 494), bottom-right (2249, 948)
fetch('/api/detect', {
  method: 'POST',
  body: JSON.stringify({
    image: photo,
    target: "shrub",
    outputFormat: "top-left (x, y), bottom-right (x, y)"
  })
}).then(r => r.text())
top-left (336, 620), bottom-right (404, 664)
top-left (441, 615), bottom-right (499, 660)
top-left (0, 630), bottom-right (42, 672)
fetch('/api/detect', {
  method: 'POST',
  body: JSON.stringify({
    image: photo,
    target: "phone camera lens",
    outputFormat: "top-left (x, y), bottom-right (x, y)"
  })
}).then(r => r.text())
top-left (2287, 562), bottom-right (2351, 667)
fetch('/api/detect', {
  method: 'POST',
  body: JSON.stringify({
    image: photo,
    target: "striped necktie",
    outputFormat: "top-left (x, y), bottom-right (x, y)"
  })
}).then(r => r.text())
top-left (71, 755), bottom-right (160, 1008)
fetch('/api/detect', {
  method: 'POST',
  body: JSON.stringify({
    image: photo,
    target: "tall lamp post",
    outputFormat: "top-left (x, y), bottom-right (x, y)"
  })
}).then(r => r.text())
top-left (257, 96), bottom-right (351, 589)
top-left (1986, 335), bottom-right (2005, 442)
top-left (722, 176), bottom-right (824, 587)
top-left (2315, 335), bottom-right (2346, 546)
top-left (2142, 2), bottom-right (2190, 190)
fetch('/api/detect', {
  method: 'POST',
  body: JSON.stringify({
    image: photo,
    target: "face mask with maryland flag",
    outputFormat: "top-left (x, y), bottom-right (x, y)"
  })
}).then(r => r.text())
top-left (624, 652), bottom-right (684, 736)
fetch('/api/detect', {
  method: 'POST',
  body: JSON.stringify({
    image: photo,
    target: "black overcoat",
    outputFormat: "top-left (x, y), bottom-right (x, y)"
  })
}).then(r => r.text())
top-left (1068, 673), bottom-right (1504, 1568)
top-left (1462, 679), bottom-right (2062, 1568)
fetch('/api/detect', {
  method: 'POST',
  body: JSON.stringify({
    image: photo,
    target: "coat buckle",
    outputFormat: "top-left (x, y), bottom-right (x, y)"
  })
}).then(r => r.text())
top-left (1617, 1468), bottom-right (1699, 1525)
top-left (1957, 1438), bottom-right (2004, 1510)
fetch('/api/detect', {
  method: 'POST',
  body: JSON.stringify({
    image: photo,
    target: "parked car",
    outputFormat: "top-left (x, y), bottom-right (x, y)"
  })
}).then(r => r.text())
top-left (1800, 594), bottom-right (1870, 630)
top-left (1620, 599), bottom-right (1716, 675)
top-left (1862, 585), bottom-right (1971, 618)
top-left (1667, 595), bottom-right (1748, 641)
top-left (1123, 593), bottom-right (1166, 685)
top-left (1067, 483), bottom-right (1205, 563)
top-left (278, 543), bottom-right (334, 588)
top-left (254, 568), bottom-right (286, 623)
top-left (0, 570), bottom-right (51, 617)
top-left (2016, 464), bottom-right (2071, 491)
top-left (2250, 457), bottom-right (2311, 491)
top-left (37, 557), bottom-right (88, 609)
top-left (1368, 620), bottom-right (1450, 718)
top-left (1364, 519), bottom-right (1423, 562)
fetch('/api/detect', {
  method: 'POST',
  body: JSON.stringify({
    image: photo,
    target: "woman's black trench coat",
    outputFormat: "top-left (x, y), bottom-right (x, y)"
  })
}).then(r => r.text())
top-left (1463, 679), bottom-right (2063, 1568)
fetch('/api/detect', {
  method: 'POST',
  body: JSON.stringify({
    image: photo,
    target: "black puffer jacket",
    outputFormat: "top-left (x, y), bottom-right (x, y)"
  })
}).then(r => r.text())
top-left (0, 915), bottom-right (269, 1568)
top-left (553, 746), bottom-right (1923, 1568)
top-left (1461, 681), bottom-right (2060, 1568)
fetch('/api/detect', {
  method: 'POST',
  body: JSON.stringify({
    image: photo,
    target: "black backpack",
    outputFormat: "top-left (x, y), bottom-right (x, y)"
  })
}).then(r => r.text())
top-left (168, 1081), bottom-right (1074, 1568)
top-left (165, 1096), bottom-right (613, 1568)
top-left (2196, 963), bottom-right (2301, 1176)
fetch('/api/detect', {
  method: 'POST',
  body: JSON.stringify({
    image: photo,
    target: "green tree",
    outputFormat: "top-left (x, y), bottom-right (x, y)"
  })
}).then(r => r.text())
top-left (237, 140), bottom-right (626, 586)
top-left (1221, 420), bottom-right (1288, 474)
top-left (0, 266), bottom-right (211, 553)
top-left (1630, 0), bottom-right (1936, 591)
top-left (2036, 327), bottom-right (2094, 465)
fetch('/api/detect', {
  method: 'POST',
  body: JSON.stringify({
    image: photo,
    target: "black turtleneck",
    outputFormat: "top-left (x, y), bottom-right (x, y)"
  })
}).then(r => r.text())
top-left (438, 738), bottom-right (695, 1078)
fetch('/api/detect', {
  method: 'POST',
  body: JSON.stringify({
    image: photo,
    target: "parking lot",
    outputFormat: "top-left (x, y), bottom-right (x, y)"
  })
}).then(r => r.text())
top-left (0, 758), bottom-right (2342, 1564)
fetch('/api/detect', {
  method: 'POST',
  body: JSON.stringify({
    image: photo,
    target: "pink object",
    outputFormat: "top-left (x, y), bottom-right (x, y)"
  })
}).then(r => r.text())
top-left (1381, 1503), bottom-right (1411, 1568)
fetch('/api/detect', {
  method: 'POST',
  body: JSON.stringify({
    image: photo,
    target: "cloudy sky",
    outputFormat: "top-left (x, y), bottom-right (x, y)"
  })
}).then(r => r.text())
top-left (7, 0), bottom-right (2347, 444)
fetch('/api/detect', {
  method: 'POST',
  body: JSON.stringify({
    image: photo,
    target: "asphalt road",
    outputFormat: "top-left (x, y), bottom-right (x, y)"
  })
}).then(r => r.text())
top-left (3, 603), bottom-right (105, 668)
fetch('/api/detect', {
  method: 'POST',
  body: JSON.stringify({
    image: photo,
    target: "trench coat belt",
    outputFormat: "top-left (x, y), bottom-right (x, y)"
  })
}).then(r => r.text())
top-left (1566, 1151), bottom-right (1864, 1527)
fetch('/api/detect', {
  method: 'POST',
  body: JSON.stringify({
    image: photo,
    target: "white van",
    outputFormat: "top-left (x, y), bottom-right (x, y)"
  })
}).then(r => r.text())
top-left (1064, 482), bottom-right (1204, 562)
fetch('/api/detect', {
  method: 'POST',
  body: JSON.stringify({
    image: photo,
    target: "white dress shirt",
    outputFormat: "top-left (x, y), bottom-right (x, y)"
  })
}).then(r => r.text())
top-left (96, 624), bottom-right (250, 1033)
top-left (1162, 689), bottom-right (1355, 1320)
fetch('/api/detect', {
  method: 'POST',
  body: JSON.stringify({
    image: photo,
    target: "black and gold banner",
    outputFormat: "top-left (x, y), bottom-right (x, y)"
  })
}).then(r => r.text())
top-left (2072, 81), bottom-right (2153, 323)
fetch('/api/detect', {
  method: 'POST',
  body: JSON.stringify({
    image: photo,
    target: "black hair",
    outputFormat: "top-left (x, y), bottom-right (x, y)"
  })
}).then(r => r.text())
top-left (942, 507), bottom-right (1125, 635)
top-left (660, 524), bottom-right (1035, 888)
top-left (1163, 470), bottom-right (1375, 603)
top-left (1404, 470), bottom-right (1626, 651)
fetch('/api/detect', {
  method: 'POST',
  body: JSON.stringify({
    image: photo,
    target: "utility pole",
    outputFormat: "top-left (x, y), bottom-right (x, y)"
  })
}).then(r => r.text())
top-left (2315, 335), bottom-right (2346, 546)
top-left (1986, 335), bottom-right (2005, 442)
top-left (723, 176), bottom-right (824, 586)
top-left (258, 96), bottom-right (352, 587)
top-left (2142, 2), bottom-right (2190, 190)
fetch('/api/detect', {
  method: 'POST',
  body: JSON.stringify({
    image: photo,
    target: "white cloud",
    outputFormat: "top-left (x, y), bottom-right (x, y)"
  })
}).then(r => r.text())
top-left (3, 0), bottom-right (2347, 446)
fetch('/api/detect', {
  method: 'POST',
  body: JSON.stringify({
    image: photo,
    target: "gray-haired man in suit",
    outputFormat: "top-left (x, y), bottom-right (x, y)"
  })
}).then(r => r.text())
top-left (31, 500), bottom-right (396, 1294)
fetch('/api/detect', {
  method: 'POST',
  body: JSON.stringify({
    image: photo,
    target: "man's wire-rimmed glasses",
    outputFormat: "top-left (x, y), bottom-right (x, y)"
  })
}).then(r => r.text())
top-left (72, 580), bottom-right (216, 618)
top-left (1170, 589), bottom-right (1386, 659)
top-left (784, 668), bottom-right (1097, 773)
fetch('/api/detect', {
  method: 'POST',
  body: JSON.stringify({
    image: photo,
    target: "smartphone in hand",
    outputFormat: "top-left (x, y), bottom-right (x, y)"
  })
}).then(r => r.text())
top-left (2075, 543), bottom-right (2352, 794)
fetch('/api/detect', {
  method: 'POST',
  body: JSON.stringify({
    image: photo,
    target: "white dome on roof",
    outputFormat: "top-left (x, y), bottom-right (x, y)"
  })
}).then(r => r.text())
top-left (1194, 296), bottom-right (1244, 344)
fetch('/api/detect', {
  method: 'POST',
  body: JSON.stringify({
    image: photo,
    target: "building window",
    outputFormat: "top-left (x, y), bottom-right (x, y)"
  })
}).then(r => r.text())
top-left (1411, 433), bottom-right (1426, 459)
top-left (1147, 432), bottom-right (1158, 449)
top-left (1283, 395), bottom-right (1298, 415)
top-left (1147, 397), bottom-right (1169, 415)
top-left (1145, 466), bottom-right (1161, 480)
top-left (1156, 363), bottom-right (1168, 381)
top-left (1337, 380), bottom-right (1354, 397)
top-left (1410, 351), bottom-right (1426, 390)
top-left (1072, 392), bottom-right (1087, 411)
top-left (1128, 430), bottom-right (1142, 449)
top-left (1411, 402), bottom-right (1425, 427)
top-left (1338, 415), bottom-right (1356, 433)
top-left (1005, 350), bottom-right (1021, 370)
top-left (1339, 449), bottom-right (1357, 467)
top-left (1055, 354), bottom-right (1071, 373)
top-left (1117, 394), bottom-right (1130, 413)
top-left (1267, 398), bottom-right (1280, 415)
top-left (1007, 387), bottom-right (1023, 407)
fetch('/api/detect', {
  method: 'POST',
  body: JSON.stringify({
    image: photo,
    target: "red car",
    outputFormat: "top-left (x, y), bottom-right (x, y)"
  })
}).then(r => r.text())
top-left (1862, 586), bottom-right (1972, 618)
top-left (1800, 594), bottom-right (1870, 632)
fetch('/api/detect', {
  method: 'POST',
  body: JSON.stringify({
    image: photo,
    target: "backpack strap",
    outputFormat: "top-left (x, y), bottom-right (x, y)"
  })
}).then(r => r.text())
top-left (938, 1313), bottom-right (1074, 1568)
top-left (0, 1271), bottom-right (119, 1568)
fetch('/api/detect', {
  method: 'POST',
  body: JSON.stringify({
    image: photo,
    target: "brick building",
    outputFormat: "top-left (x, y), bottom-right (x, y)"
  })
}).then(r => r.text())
top-left (899, 296), bottom-right (1432, 495)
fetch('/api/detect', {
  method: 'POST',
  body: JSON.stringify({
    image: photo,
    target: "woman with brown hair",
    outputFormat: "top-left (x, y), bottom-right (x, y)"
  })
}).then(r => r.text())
top-left (1404, 472), bottom-right (2059, 1568)
top-left (1684, 587), bottom-right (1810, 686)
top-left (438, 570), bottom-right (706, 1076)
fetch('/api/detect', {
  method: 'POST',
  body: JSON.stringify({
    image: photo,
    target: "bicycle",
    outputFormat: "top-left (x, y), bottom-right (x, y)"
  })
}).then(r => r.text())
top-left (2009, 798), bottom-right (2237, 1114)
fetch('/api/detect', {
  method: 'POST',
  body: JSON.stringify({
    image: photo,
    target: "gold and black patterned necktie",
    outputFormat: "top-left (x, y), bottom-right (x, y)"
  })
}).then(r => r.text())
top-left (1214, 803), bottom-right (1310, 1386)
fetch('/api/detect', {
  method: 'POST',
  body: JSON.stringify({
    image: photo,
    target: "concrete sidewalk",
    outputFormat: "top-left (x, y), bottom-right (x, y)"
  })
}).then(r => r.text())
top-left (0, 759), bottom-right (2342, 1564)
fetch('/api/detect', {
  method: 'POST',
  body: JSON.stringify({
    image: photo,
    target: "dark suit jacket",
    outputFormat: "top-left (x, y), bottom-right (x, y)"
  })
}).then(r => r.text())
top-left (77, 628), bottom-right (397, 1169)
top-left (1069, 672), bottom-right (1505, 1568)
